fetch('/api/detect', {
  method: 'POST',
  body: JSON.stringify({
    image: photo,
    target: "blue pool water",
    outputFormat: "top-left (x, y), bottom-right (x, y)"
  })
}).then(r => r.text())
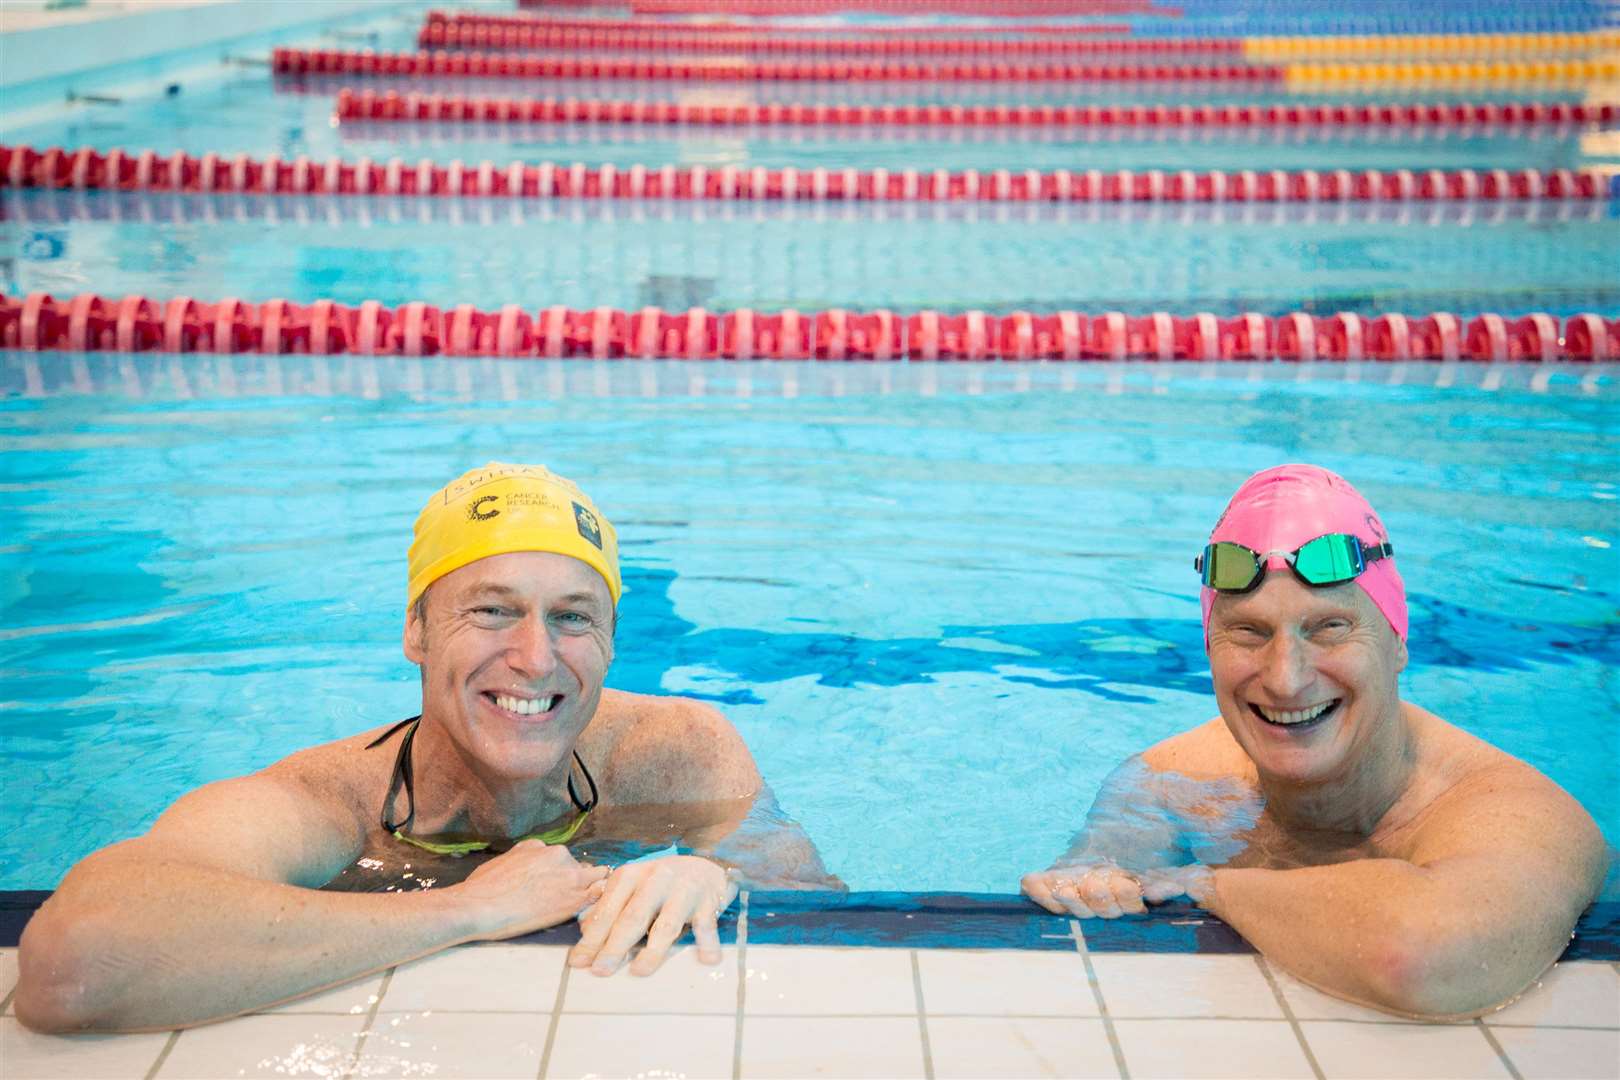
top-left (1, 359), bottom-right (1617, 891)
top-left (1, 2), bottom-right (1618, 894)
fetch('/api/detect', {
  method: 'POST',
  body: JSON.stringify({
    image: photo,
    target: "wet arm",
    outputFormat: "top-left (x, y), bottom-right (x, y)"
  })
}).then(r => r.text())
top-left (684, 783), bottom-right (844, 890)
top-left (15, 773), bottom-right (497, 1032)
top-left (1049, 756), bottom-right (1186, 871)
top-left (1199, 776), bottom-right (1608, 1018)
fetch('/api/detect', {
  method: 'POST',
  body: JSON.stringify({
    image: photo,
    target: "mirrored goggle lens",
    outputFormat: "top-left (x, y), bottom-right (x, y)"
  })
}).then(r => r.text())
top-left (1201, 542), bottom-right (1264, 591)
top-left (1292, 534), bottom-right (1363, 585)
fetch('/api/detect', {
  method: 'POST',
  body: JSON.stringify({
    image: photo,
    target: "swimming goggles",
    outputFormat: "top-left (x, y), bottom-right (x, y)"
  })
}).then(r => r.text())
top-left (1196, 534), bottom-right (1394, 593)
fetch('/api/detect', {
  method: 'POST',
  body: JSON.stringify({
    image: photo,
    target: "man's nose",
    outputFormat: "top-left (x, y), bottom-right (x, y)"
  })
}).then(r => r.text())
top-left (506, 614), bottom-right (558, 678)
top-left (1258, 631), bottom-right (1313, 700)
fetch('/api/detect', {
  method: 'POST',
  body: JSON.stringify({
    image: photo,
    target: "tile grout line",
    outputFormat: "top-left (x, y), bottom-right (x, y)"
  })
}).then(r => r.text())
top-left (0, 986), bottom-right (14, 1016)
top-left (1070, 919), bottom-right (1131, 1080)
top-left (141, 1030), bottom-right (181, 1080)
top-left (537, 952), bottom-right (571, 1080)
top-left (1475, 1018), bottom-right (1525, 1080)
top-left (732, 888), bottom-right (750, 1080)
top-left (911, 949), bottom-right (935, 1080)
top-left (1254, 955), bottom-right (1325, 1080)
top-left (343, 966), bottom-right (395, 1080)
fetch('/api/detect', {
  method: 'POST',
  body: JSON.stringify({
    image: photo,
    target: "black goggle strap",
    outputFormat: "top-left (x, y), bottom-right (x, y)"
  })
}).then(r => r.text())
top-left (371, 714), bottom-right (595, 828)
top-left (567, 751), bottom-right (599, 814)
top-left (370, 715), bottom-right (422, 834)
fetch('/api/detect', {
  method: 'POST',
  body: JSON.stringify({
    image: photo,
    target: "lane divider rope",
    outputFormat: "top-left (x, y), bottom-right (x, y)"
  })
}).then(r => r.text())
top-left (1240, 30), bottom-right (1618, 60)
top-left (416, 22), bottom-right (1246, 56)
top-left (458, 8), bottom-right (1613, 36)
top-left (1282, 58), bottom-right (1616, 87)
top-left (621, 0), bottom-right (1177, 13)
top-left (270, 48), bottom-right (1618, 87)
top-left (3, 293), bottom-right (1613, 362)
top-left (270, 47), bottom-right (1283, 83)
top-left (418, 18), bottom-right (1615, 61)
top-left (326, 91), bottom-right (1620, 131)
top-left (426, 12), bottom-right (1137, 36)
top-left (5, 145), bottom-right (1613, 203)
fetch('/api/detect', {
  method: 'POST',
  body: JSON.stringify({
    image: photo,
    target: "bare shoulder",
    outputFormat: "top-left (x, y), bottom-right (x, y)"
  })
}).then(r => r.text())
top-left (1406, 707), bottom-right (1606, 883)
top-left (1141, 718), bottom-right (1254, 783)
top-left (254, 724), bottom-right (398, 821)
top-left (586, 689), bottom-right (762, 803)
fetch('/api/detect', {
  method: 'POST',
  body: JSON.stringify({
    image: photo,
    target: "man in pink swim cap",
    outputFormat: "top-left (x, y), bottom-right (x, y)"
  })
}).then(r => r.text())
top-left (1024, 464), bottom-right (1606, 1020)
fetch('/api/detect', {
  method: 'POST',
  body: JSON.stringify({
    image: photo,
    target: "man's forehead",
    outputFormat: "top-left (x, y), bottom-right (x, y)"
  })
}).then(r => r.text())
top-left (1211, 575), bottom-right (1373, 620)
top-left (442, 552), bottom-right (612, 604)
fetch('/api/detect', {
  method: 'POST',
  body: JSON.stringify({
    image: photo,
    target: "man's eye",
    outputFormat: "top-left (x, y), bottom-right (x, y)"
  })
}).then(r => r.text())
top-left (554, 611), bottom-right (591, 626)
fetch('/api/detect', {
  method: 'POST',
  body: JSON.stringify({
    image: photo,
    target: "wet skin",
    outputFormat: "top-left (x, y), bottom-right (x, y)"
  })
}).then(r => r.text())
top-left (1023, 573), bottom-right (1608, 1019)
top-left (15, 551), bottom-right (833, 1032)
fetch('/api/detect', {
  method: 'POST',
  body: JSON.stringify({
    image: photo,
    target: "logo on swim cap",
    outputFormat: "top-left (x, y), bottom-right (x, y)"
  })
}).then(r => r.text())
top-left (467, 495), bottom-right (500, 522)
top-left (573, 502), bottom-right (603, 550)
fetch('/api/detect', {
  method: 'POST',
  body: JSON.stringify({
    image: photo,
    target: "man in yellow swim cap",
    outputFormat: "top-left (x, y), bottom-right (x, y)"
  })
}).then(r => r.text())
top-left (16, 463), bottom-right (835, 1033)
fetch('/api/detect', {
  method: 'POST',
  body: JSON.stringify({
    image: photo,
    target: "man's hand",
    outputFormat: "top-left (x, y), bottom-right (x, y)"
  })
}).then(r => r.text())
top-left (454, 840), bottom-right (610, 939)
top-left (1021, 862), bottom-right (1212, 918)
top-left (568, 855), bottom-right (738, 977)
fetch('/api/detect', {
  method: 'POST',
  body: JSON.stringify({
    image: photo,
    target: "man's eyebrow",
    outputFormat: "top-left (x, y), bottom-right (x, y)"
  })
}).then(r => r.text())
top-left (459, 584), bottom-right (524, 603)
top-left (459, 584), bottom-right (605, 607)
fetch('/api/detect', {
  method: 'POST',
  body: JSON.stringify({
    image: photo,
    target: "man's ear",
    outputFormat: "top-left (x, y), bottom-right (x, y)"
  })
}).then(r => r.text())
top-left (404, 600), bottom-right (427, 665)
top-left (1393, 631), bottom-right (1408, 676)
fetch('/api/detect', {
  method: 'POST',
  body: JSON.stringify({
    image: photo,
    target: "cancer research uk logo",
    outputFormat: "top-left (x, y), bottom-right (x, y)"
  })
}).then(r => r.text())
top-left (467, 495), bottom-right (500, 521)
top-left (573, 502), bottom-right (603, 549)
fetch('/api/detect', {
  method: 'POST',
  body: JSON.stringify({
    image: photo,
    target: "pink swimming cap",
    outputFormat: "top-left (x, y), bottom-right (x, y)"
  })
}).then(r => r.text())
top-left (1200, 464), bottom-right (1407, 643)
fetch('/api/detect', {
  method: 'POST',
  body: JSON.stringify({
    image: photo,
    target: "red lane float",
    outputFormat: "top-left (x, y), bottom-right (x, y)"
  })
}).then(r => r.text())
top-left (427, 11), bottom-right (1138, 36)
top-left (416, 23), bottom-right (1238, 57)
top-left (327, 91), bottom-right (1619, 130)
top-left (4, 293), bottom-right (1613, 362)
top-left (625, 0), bottom-right (1176, 13)
top-left (4, 145), bottom-right (1607, 203)
top-left (270, 47), bottom-right (1279, 83)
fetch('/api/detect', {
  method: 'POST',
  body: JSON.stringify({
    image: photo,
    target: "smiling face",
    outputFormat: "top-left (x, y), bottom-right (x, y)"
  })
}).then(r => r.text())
top-left (1207, 570), bottom-right (1408, 787)
top-left (404, 550), bottom-right (615, 781)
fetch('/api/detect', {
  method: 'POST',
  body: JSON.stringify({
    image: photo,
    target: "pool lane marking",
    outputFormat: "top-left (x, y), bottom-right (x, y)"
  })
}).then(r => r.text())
top-left (911, 949), bottom-right (935, 1080)
top-left (142, 1031), bottom-right (180, 1080)
top-left (1475, 1018), bottom-right (1526, 1080)
top-left (537, 957), bottom-right (569, 1080)
top-left (732, 889), bottom-right (749, 1080)
top-left (1070, 919), bottom-right (1131, 1080)
top-left (1255, 955), bottom-right (1326, 1080)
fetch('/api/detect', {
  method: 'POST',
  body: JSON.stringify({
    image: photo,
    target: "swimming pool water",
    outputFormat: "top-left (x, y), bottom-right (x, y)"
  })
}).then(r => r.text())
top-left (1, 1), bottom-right (1617, 896)
top-left (2, 360), bottom-right (1616, 892)
top-left (7, 192), bottom-right (1617, 317)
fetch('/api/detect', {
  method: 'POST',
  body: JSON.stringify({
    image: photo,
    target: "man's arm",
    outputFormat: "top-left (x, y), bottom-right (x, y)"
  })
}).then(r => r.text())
top-left (1198, 766), bottom-right (1608, 1019)
top-left (17, 762), bottom-right (605, 1033)
top-left (1022, 753), bottom-right (1194, 918)
top-left (570, 695), bottom-right (839, 976)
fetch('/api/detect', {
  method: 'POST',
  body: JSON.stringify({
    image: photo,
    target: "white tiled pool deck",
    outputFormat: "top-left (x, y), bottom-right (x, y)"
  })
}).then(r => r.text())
top-left (2, 902), bottom-right (1617, 1080)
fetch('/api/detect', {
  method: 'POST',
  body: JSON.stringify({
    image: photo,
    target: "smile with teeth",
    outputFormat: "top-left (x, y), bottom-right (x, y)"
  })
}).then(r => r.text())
top-left (1253, 700), bottom-right (1338, 727)
top-left (491, 693), bottom-right (563, 716)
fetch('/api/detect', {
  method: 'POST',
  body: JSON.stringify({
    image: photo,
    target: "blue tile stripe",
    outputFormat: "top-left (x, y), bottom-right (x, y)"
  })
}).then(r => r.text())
top-left (1, 890), bottom-right (1614, 958)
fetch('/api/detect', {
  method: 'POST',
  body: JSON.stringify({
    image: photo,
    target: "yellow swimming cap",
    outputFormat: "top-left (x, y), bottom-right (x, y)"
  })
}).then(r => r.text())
top-left (407, 462), bottom-right (621, 610)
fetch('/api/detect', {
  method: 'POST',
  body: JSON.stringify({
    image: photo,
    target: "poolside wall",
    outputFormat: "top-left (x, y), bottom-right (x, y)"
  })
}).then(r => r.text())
top-left (0, 0), bottom-right (410, 117)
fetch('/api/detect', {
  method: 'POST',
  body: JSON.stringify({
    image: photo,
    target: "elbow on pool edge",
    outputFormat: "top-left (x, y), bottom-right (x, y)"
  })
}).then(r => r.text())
top-left (14, 900), bottom-right (143, 1034)
top-left (1348, 916), bottom-right (1544, 1022)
